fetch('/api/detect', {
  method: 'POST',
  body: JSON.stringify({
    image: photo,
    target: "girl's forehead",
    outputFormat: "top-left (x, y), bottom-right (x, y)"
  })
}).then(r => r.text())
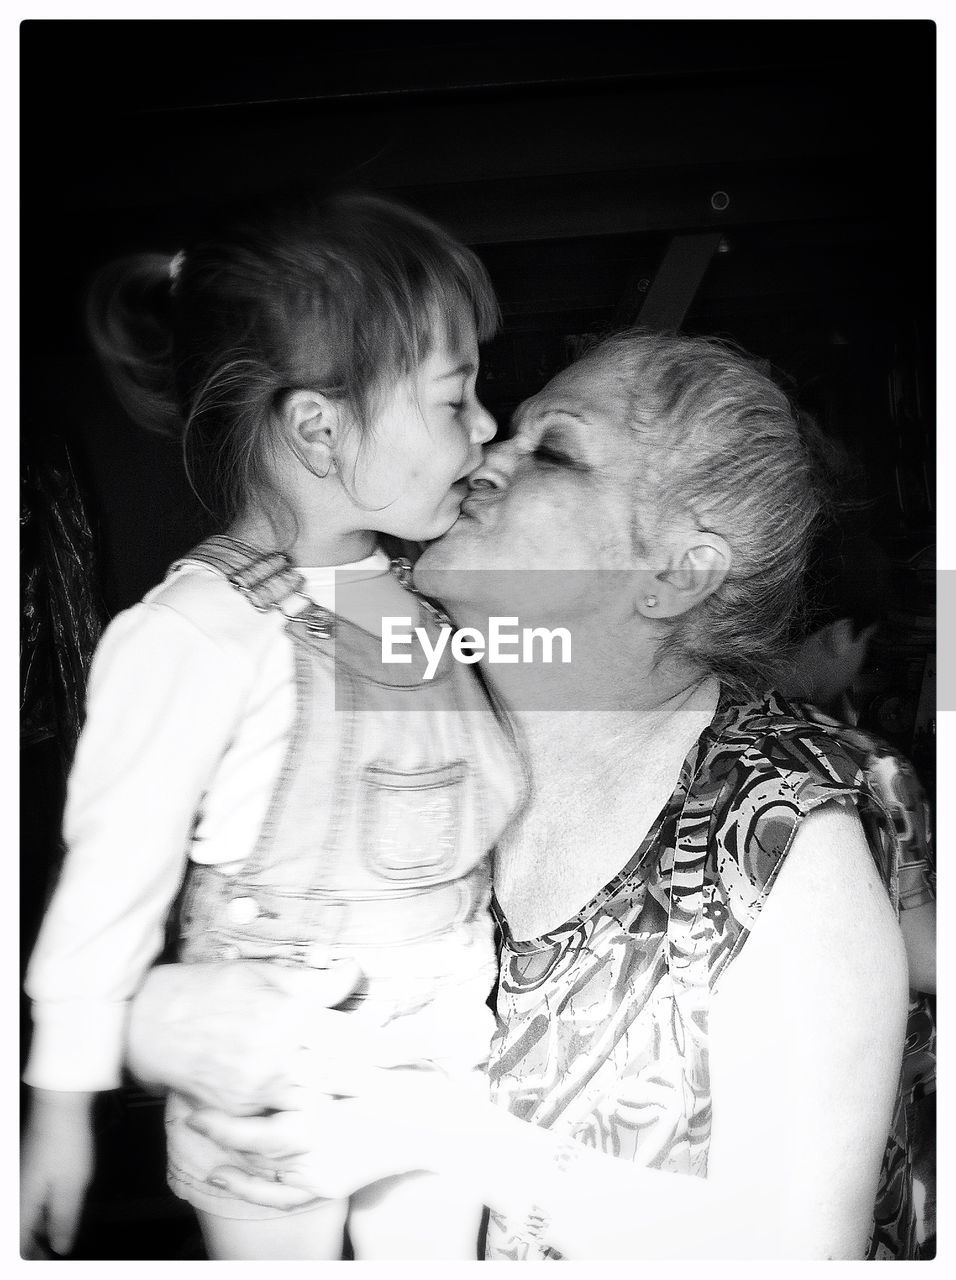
top-left (422, 327), bottom-right (479, 382)
top-left (426, 291), bottom-right (477, 348)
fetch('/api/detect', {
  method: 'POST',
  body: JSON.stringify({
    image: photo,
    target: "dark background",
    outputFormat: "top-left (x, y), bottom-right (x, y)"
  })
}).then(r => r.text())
top-left (21, 18), bottom-right (936, 1259)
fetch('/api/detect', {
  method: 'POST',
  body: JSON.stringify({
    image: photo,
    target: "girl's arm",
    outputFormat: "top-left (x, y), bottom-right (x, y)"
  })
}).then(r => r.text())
top-left (21, 598), bottom-right (252, 1256)
top-left (198, 803), bottom-right (908, 1259)
top-left (25, 601), bottom-right (252, 1092)
top-left (20, 1091), bottom-right (95, 1258)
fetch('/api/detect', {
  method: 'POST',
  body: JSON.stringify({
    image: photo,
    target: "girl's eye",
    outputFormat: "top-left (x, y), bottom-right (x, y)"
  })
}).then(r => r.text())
top-left (447, 401), bottom-right (466, 413)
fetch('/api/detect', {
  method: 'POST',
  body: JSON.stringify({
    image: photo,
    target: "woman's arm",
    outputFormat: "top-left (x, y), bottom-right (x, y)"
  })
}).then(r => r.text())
top-left (703, 800), bottom-right (908, 1259)
top-left (196, 802), bottom-right (908, 1259)
top-left (452, 805), bottom-right (904, 1259)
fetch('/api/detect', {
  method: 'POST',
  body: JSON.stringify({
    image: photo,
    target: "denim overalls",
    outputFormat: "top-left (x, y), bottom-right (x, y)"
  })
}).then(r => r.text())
top-left (165, 536), bottom-right (525, 1217)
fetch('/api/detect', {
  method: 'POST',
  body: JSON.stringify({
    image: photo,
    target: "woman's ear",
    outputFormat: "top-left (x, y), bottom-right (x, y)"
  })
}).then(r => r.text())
top-left (275, 389), bottom-right (340, 476)
top-left (638, 534), bottom-right (732, 619)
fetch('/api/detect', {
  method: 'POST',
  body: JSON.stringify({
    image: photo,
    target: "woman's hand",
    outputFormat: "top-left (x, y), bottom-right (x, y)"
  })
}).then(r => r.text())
top-left (189, 1066), bottom-right (470, 1208)
top-left (127, 959), bottom-right (367, 1114)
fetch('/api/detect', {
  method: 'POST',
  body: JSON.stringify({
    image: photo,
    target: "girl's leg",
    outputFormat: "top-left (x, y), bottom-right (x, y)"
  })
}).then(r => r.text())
top-left (197, 1198), bottom-right (348, 1260)
top-left (348, 1171), bottom-right (482, 1260)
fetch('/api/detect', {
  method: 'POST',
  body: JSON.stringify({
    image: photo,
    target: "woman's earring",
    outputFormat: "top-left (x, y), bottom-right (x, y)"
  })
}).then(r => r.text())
top-left (643, 595), bottom-right (659, 609)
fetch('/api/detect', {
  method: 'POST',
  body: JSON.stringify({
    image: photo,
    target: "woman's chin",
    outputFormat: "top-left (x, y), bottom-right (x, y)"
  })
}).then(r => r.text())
top-left (413, 529), bottom-right (468, 589)
top-left (418, 509), bottom-right (475, 554)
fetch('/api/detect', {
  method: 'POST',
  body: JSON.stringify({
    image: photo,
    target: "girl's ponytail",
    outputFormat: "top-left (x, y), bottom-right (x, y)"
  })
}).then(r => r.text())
top-left (82, 191), bottom-right (500, 531)
top-left (85, 254), bottom-right (182, 437)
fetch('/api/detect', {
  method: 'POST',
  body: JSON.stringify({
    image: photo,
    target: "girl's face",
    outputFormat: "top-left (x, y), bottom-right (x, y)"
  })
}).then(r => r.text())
top-left (339, 301), bottom-right (497, 542)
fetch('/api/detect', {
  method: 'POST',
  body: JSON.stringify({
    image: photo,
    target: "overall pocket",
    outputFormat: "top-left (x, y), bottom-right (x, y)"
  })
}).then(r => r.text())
top-left (361, 760), bottom-right (466, 884)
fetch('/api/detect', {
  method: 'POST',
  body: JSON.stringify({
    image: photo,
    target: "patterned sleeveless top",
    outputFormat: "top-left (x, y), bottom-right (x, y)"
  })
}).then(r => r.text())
top-left (486, 690), bottom-right (919, 1260)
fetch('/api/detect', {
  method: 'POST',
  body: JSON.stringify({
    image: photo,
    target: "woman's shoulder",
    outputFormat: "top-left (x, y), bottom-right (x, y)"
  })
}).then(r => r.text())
top-left (792, 701), bottom-right (929, 820)
top-left (697, 691), bottom-right (869, 825)
top-left (692, 693), bottom-right (882, 960)
top-left (705, 695), bottom-right (927, 867)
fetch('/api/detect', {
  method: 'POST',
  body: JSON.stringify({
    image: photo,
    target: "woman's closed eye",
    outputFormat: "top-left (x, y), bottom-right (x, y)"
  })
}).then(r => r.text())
top-left (535, 443), bottom-right (573, 465)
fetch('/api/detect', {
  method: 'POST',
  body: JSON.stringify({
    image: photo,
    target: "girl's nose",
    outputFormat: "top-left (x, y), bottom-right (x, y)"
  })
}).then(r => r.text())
top-left (470, 400), bottom-right (498, 446)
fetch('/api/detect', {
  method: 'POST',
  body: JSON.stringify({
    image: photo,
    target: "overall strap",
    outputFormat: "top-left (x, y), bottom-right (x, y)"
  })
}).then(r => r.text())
top-left (173, 535), bottom-right (307, 613)
top-left (389, 554), bottom-right (454, 628)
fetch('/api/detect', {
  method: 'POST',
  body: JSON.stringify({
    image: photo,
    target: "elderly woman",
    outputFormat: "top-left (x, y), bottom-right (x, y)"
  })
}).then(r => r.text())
top-left (131, 331), bottom-right (913, 1259)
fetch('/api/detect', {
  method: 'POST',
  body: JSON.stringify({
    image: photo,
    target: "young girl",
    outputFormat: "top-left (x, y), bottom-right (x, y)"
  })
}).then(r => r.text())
top-left (20, 192), bottom-right (525, 1260)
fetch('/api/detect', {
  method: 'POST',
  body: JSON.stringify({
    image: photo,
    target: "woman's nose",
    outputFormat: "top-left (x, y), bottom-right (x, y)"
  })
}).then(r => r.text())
top-left (468, 441), bottom-right (511, 491)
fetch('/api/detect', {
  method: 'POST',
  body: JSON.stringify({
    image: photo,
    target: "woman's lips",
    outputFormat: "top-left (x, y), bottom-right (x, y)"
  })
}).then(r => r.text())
top-left (458, 493), bottom-right (491, 520)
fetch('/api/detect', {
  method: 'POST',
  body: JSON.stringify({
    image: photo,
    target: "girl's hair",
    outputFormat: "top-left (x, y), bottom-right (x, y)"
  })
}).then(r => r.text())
top-left (86, 191), bottom-right (500, 528)
top-left (575, 329), bottom-right (826, 698)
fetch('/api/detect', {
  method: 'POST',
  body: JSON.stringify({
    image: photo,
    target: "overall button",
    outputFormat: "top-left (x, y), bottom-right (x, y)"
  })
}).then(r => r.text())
top-left (226, 896), bottom-right (259, 925)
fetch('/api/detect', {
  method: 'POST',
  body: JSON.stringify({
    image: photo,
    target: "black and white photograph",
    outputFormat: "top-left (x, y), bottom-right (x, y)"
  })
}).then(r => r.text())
top-left (19, 15), bottom-right (938, 1263)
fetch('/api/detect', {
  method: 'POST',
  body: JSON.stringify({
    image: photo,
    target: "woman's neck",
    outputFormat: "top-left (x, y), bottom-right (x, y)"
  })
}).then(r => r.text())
top-left (454, 605), bottom-right (702, 721)
top-left (479, 604), bottom-right (719, 812)
top-left (494, 675), bottom-right (720, 940)
top-left (515, 675), bottom-right (718, 788)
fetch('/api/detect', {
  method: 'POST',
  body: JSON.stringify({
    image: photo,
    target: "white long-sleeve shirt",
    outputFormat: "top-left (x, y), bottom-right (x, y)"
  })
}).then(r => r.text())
top-left (24, 550), bottom-right (393, 1092)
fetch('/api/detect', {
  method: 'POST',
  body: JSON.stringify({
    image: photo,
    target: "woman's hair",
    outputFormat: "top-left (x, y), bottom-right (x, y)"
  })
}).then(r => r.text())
top-left (576, 329), bottom-right (827, 698)
top-left (86, 190), bottom-right (500, 529)
top-left (791, 422), bottom-right (891, 639)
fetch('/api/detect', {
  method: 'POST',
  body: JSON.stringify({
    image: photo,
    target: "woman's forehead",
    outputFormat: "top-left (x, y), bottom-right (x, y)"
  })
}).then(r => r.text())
top-left (512, 361), bottom-right (623, 433)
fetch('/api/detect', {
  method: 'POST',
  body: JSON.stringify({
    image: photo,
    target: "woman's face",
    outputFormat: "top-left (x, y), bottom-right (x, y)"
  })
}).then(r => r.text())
top-left (415, 358), bottom-right (658, 616)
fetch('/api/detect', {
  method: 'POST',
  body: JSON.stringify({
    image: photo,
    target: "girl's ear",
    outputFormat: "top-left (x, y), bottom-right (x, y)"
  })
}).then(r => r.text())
top-left (276, 390), bottom-right (340, 475)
